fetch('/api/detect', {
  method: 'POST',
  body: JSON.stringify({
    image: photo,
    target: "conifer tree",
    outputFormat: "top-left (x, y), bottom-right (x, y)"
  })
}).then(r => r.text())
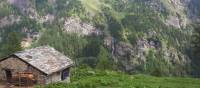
top-left (96, 46), bottom-right (111, 70)
top-left (192, 25), bottom-right (200, 76)
top-left (193, 25), bottom-right (200, 56)
top-left (1, 32), bottom-right (22, 57)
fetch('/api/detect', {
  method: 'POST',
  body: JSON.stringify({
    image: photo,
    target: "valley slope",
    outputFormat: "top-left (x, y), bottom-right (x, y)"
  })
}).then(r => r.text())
top-left (0, 0), bottom-right (200, 76)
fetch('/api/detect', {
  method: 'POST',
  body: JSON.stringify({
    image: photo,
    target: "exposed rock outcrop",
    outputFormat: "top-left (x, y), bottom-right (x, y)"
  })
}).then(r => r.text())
top-left (63, 17), bottom-right (101, 36)
top-left (104, 36), bottom-right (190, 74)
top-left (0, 15), bottom-right (21, 28)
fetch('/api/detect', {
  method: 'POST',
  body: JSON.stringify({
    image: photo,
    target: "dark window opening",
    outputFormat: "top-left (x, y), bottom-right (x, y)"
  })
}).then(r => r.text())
top-left (27, 65), bottom-right (33, 71)
top-left (5, 69), bottom-right (12, 82)
top-left (61, 68), bottom-right (69, 80)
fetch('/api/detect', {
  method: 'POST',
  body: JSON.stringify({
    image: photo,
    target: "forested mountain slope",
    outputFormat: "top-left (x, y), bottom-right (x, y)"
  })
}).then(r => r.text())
top-left (0, 0), bottom-right (200, 76)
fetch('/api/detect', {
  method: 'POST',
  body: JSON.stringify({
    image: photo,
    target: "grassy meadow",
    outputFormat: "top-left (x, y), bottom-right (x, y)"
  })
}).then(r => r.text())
top-left (36, 68), bottom-right (200, 88)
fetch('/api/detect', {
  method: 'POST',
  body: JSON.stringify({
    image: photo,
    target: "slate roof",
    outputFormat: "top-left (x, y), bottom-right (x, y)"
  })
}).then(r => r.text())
top-left (13, 46), bottom-right (73, 75)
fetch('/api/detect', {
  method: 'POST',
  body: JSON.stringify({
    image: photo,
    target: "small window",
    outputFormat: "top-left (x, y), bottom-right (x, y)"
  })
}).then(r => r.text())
top-left (27, 65), bottom-right (32, 71)
top-left (61, 68), bottom-right (69, 80)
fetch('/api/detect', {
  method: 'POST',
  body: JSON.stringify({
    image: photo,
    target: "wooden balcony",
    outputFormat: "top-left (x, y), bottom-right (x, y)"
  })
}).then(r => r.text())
top-left (9, 72), bottom-right (36, 86)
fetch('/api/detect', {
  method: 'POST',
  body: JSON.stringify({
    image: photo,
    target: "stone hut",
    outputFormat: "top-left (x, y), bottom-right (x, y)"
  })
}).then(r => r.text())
top-left (0, 46), bottom-right (73, 85)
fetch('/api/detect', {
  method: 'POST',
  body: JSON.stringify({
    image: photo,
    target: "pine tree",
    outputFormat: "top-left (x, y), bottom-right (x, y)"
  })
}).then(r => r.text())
top-left (96, 46), bottom-right (111, 70)
top-left (1, 32), bottom-right (22, 57)
top-left (192, 25), bottom-right (200, 76)
top-left (193, 25), bottom-right (200, 56)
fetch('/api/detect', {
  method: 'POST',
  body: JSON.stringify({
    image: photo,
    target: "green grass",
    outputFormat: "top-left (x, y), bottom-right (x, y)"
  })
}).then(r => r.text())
top-left (80, 0), bottom-right (102, 15)
top-left (36, 68), bottom-right (200, 88)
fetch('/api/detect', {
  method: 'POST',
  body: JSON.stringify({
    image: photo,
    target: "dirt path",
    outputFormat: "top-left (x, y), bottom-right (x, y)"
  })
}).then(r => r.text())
top-left (0, 81), bottom-right (7, 88)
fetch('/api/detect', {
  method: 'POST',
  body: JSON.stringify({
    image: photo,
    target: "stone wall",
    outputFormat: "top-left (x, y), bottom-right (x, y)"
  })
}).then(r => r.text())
top-left (0, 57), bottom-right (28, 80)
top-left (0, 56), bottom-right (46, 84)
top-left (46, 72), bottom-right (61, 84)
top-left (46, 70), bottom-right (70, 84)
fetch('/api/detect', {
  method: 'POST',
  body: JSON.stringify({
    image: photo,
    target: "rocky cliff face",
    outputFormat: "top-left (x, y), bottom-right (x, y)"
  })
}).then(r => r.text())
top-left (145, 0), bottom-right (198, 28)
top-left (3, 0), bottom-right (199, 27)
top-left (0, 15), bottom-right (21, 28)
top-left (63, 17), bottom-right (101, 36)
top-left (104, 34), bottom-right (190, 75)
top-left (188, 0), bottom-right (200, 22)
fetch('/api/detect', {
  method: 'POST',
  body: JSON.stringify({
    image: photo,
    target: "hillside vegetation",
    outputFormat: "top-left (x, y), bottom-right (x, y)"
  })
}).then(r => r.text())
top-left (0, 0), bottom-right (200, 77)
top-left (0, 0), bottom-right (200, 87)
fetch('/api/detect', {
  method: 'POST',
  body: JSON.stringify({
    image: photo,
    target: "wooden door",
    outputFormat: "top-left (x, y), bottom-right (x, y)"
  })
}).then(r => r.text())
top-left (5, 69), bottom-right (12, 82)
